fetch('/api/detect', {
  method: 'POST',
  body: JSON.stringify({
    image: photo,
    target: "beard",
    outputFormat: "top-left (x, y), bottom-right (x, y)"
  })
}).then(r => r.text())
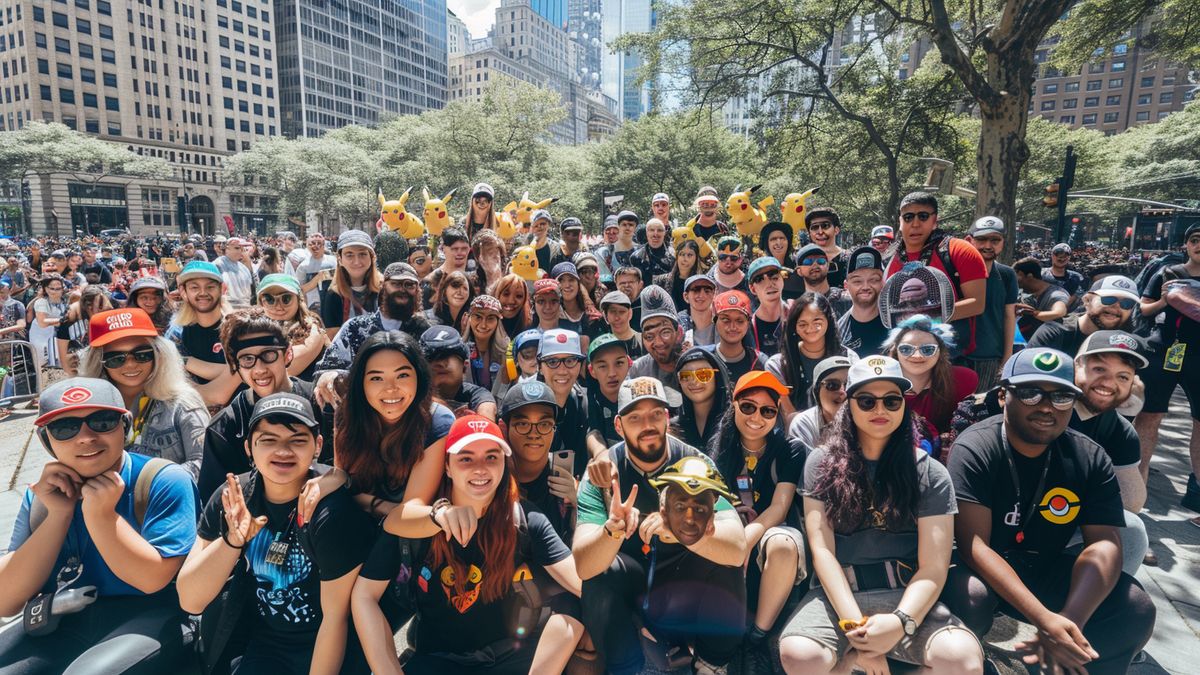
top-left (1087, 308), bottom-right (1126, 330)
top-left (383, 290), bottom-right (414, 321)
top-left (625, 428), bottom-right (667, 464)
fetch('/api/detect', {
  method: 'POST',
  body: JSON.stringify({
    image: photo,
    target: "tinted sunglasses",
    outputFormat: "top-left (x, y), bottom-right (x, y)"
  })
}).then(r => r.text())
top-left (1007, 386), bottom-right (1078, 410)
top-left (718, 253), bottom-right (741, 262)
top-left (897, 343), bottom-right (939, 358)
top-left (678, 368), bottom-right (716, 384)
top-left (800, 257), bottom-right (828, 267)
top-left (852, 394), bottom-right (905, 412)
top-left (751, 270), bottom-right (781, 284)
top-left (821, 378), bottom-right (845, 392)
top-left (102, 347), bottom-right (155, 369)
top-left (808, 221), bottom-right (835, 231)
top-left (45, 410), bottom-right (124, 441)
top-left (901, 211), bottom-right (934, 223)
top-left (737, 400), bottom-right (779, 420)
top-left (236, 348), bottom-right (284, 369)
top-left (1098, 296), bottom-right (1137, 311)
top-left (259, 293), bottom-right (296, 307)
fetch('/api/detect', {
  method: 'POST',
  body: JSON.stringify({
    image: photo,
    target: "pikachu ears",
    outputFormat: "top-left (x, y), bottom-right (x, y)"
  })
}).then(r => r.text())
top-left (442, 188), bottom-right (457, 204)
top-left (377, 190), bottom-right (387, 208)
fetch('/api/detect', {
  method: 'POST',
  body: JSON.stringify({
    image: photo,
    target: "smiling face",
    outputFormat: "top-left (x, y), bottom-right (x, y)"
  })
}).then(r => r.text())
top-left (45, 408), bottom-right (127, 477)
top-left (101, 335), bottom-right (155, 391)
top-left (817, 370), bottom-right (848, 419)
top-left (677, 360), bottom-right (717, 404)
top-left (767, 231), bottom-right (789, 259)
top-left (498, 282), bottom-right (527, 319)
top-left (259, 290), bottom-right (299, 322)
top-left (181, 278), bottom-right (222, 313)
top-left (1186, 232), bottom-right (1200, 263)
top-left (716, 311), bottom-right (748, 345)
top-left (506, 404), bottom-right (556, 464)
top-left (1083, 293), bottom-right (1132, 330)
top-left (447, 443), bottom-right (507, 502)
top-left (307, 234), bottom-right (325, 257)
top-left (793, 305), bottom-right (827, 348)
top-left (533, 292), bottom-right (561, 323)
top-left (968, 233), bottom-right (1004, 263)
top-left (642, 316), bottom-right (680, 364)
top-left (807, 217), bottom-right (838, 247)
top-left (844, 269), bottom-right (883, 310)
top-left (363, 349), bottom-right (419, 423)
top-left (614, 400), bottom-right (669, 465)
top-left (235, 340), bottom-right (291, 398)
top-left (538, 354), bottom-right (582, 396)
top-left (661, 485), bottom-right (715, 546)
top-left (1005, 382), bottom-right (1073, 447)
top-left (895, 330), bottom-right (940, 378)
top-left (531, 217), bottom-right (550, 238)
top-left (1076, 353), bottom-right (1135, 414)
top-left (338, 245), bottom-right (373, 281)
top-left (248, 419), bottom-right (319, 487)
top-left (734, 389), bottom-right (777, 443)
top-left (849, 380), bottom-right (904, 444)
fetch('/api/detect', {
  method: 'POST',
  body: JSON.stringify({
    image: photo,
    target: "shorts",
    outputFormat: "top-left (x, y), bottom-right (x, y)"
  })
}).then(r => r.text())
top-left (1140, 347), bottom-right (1200, 419)
top-left (780, 587), bottom-right (977, 667)
top-left (754, 525), bottom-right (807, 585)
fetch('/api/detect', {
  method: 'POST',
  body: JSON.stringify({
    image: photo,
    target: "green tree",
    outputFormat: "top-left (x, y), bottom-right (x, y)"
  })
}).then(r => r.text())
top-left (1050, 0), bottom-right (1200, 70)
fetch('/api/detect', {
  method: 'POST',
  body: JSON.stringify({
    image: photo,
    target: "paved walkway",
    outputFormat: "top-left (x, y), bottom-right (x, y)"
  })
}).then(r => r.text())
top-left (1, 395), bottom-right (1197, 673)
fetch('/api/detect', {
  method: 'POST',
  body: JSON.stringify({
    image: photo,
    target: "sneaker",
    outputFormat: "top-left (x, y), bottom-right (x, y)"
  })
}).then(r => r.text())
top-left (1181, 474), bottom-right (1200, 513)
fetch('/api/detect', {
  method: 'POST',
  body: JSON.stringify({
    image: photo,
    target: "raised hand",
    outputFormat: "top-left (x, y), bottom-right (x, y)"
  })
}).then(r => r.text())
top-left (605, 477), bottom-right (639, 540)
top-left (31, 461), bottom-right (83, 516)
top-left (221, 473), bottom-right (268, 548)
top-left (547, 467), bottom-right (578, 505)
top-left (434, 504), bottom-right (478, 547)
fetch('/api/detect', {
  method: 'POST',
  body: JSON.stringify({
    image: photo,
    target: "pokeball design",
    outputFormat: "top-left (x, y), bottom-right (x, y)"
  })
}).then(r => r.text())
top-left (1038, 487), bottom-right (1080, 524)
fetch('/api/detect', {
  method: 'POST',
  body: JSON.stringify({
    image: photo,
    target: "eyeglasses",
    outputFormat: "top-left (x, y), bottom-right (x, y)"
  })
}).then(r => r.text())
top-left (1098, 296), bottom-right (1137, 311)
top-left (510, 419), bottom-right (555, 436)
top-left (737, 400), bottom-right (779, 420)
top-left (897, 343), bottom-right (939, 358)
top-left (102, 347), bottom-right (155, 369)
top-left (45, 410), bottom-right (123, 441)
top-left (718, 253), bottom-right (741, 262)
top-left (808, 221), bottom-right (835, 231)
top-left (540, 356), bottom-right (582, 369)
top-left (259, 293), bottom-right (295, 307)
top-left (852, 394), bottom-right (905, 412)
top-left (678, 368), bottom-right (716, 384)
top-left (800, 257), bottom-right (828, 267)
top-left (1007, 386), bottom-right (1078, 411)
top-left (236, 348), bottom-right (284, 369)
top-left (642, 326), bottom-right (676, 343)
top-left (901, 211), bottom-right (934, 223)
top-left (386, 279), bottom-right (419, 290)
top-left (821, 378), bottom-right (845, 392)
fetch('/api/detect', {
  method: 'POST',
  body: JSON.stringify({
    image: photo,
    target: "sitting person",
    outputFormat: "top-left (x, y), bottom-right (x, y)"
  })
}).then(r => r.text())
top-left (502, 381), bottom-right (576, 541)
top-left (0, 378), bottom-right (199, 673)
top-left (256, 274), bottom-right (329, 381)
top-left (585, 333), bottom-right (632, 453)
top-left (787, 356), bottom-right (852, 450)
top-left (882, 314), bottom-right (978, 438)
top-left (672, 346), bottom-right (731, 451)
top-left (178, 394), bottom-right (375, 675)
top-left (420, 325), bottom-right (498, 420)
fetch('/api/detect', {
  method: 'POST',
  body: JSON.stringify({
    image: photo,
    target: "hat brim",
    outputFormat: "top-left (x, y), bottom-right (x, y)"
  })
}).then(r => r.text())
top-left (1079, 346), bottom-right (1149, 370)
top-left (618, 387), bottom-right (683, 415)
top-left (1002, 373), bottom-right (1083, 394)
top-left (36, 404), bottom-right (129, 427)
top-left (258, 282), bottom-right (302, 295)
top-left (501, 398), bottom-right (559, 420)
top-left (177, 272), bottom-right (224, 285)
top-left (1092, 288), bottom-right (1139, 302)
top-left (248, 409), bottom-right (320, 431)
top-left (447, 433), bottom-right (512, 456)
top-left (969, 228), bottom-right (1004, 237)
top-left (847, 375), bottom-right (913, 396)
top-left (90, 327), bottom-right (158, 348)
top-left (648, 475), bottom-right (736, 503)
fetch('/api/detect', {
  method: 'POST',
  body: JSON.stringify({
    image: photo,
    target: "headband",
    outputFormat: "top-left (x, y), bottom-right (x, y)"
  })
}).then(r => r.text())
top-left (231, 334), bottom-right (288, 355)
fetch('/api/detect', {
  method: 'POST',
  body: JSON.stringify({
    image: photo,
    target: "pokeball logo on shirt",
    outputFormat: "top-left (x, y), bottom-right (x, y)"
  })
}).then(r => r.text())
top-left (1038, 487), bottom-right (1081, 524)
top-left (60, 387), bottom-right (92, 404)
top-left (1032, 352), bottom-right (1061, 372)
top-left (212, 343), bottom-right (224, 354)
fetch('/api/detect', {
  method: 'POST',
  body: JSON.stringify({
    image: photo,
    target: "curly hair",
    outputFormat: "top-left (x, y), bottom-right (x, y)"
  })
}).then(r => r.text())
top-left (881, 314), bottom-right (957, 427)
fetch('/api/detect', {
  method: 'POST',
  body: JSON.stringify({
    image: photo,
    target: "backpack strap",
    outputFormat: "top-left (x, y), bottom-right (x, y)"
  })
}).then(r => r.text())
top-left (134, 457), bottom-right (173, 528)
top-left (935, 237), bottom-right (963, 297)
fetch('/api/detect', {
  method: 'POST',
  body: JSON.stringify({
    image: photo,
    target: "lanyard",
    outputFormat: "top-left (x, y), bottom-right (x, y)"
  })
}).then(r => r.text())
top-left (1001, 423), bottom-right (1053, 544)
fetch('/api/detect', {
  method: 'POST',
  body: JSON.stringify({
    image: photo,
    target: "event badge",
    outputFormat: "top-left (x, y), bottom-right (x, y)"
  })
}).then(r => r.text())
top-left (1165, 341), bottom-right (1186, 373)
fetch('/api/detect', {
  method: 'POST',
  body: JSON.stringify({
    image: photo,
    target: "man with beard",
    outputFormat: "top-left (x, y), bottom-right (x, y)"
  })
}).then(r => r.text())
top-left (710, 236), bottom-right (748, 294)
top-left (746, 257), bottom-right (785, 357)
top-left (420, 325), bottom-right (497, 420)
top-left (804, 207), bottom-right (848, 287)
top-left (945, 348), bottom-right (1156, 675)
top-left (965, 216), bottom-right (1018, 391)
top-left (169, 261), bottom-right (241, 408)
top-left (1029, 275), bottom-right (1140, 357)
top-left (794, 243), bottom-right (851, 317)
top-left (312, 262), bottom-right (431, 402)
top-left (574, 378), bottom-right (747, 675)
top-left (627, 286), bottom-right (685, 393)
top-left (836, 246), bottom-right (888, 356)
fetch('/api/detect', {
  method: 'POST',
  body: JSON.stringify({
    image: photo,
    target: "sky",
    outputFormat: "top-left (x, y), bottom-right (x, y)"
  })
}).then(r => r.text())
top-left (448, 0), bottom-right (499, 39)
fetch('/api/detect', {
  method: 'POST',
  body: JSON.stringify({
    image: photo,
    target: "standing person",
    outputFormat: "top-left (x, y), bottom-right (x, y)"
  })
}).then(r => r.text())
top-left (837, 246), bottom-right (888, 356)
top-left (803, 207), bottom-right (849, 288)
top-left (710, 236), bottom-right (748, 294)
top-left (81, 243), bottom-right (112, 284)
top-left (767, 292), bottom-right (855, 419)
top-left (425, 270), bottom-right (474, 330)
top-left (779, 356), bottom-right (983, 675)
top-left (964, 216), bottom-right (1018, 391)
top-left (886, 192), bottom-right (988, 357)
top-left (712, 290), bottom-right (769, 385)
top-left (55, 284), bottom-right (112, 377)
top-left (655, 240), bottom-right (700, 311)
top-left (868, 225), bottom-right (894, 254)
top-left (944, 348), bottom-right (1156, 675)
top-left (555, 262), bottom-right (601, 339)
top-left (421, 326), bottom-right (498, 420)
top-left (0, 280), bottom-right (29, 399)
top-left (595, 217), bottom-right (620, 274)
top-left (297, 232), bottom-right (336, 312)
top-left (276, 231), bottom-right (304, 274)
top-left (559, 217), bottom-right (586, 258)
top-left (574, 379), bottom-right (748, 675)
top-left (631, 218), bottom-right (675, 282)
top-left (600, 291), bottom-right (644, 359)
top-left (462, 294), bottom-right (508, 390)
top-left (573, 252), bottom-right (603, 306)
top-left (787, 356), bottom-right (851, 449)
top-left (678, 274), bottom-right (718, 348)
top-left (461, 182), bottom-right (498, 241)
top-left (178, 394), bottom-right (375, 675)
top-left (256, 245), bottom-right (284, 280)
top-left (1014, 257), bottom-right (1070, 340)
top-left (423, 226), bottom-right (472, 307)
top-left (0, 378), bottom-right (199, 673)
top-left (528, 210), bottom-right (566, 273)
top-left (650, 192), bottom-right (677, 229)
top-left (746, 257), bottom-right (786, 357)
top-left (29, 274), bottom-right (68, 371)
top-left (672, 347), bottom-right (731, 451)
top-left (628, 287), bottom-right (685, 392)
top-left (1043, 243), bottom-right (1085, 309)
top-left (1137, 223), bottom-right (1200, 522)
top-left (127, 276), bottom-right (175, 335)
top-left (606, 211), bottom-right (640, 272)
top-left (321, 230), bottom-right (382, 339)
top-left (585, 334), bottom-right (633, 452)
top-left (692, 186), bottom-right (729, 241)
top-left (761, 221), bottom-right (805, 302)
top-left (214, 237), bottom-right (255, 308)
top-left (257, 274), bottom-right (329, 380)
top-left (169, 261), bottom-right (241, 408)
top-left (495, 273), bottom-right (532, 339)
top-left (794, 243), bottom-right (851, 317)
top-left (613, 266), bottom-right (644, 328)
top-left (1029, 275), bottom-right (1141, 356)
top-left (882, 315), bottom-right (978, 438)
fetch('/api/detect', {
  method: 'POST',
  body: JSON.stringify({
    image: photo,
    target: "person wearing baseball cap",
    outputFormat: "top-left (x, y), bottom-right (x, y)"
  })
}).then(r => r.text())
top-left (747, 257), bottom-right (786, 356)
top-left (676, 274), bottom-right (717, 348)
top-left (1044, 242), bottom-right (1085, 310)
top-left (179, 391), bottom-right (375, 675)
top-left (869, 225), bottom-right (895, 254)
top-left (692, 186), bottom-right (729, 241)
top-left (804, 206), bottom-right (849, 287)
top-left (836, 245), bottom-right (888, 358)
top-left (500, 381), bottom-right (577, 537)
top-left (127, 276), bottom-right (174, 335)
top-left (585, 334), bottom-right (632, 449)
top-left (173, 260), bottom-right (241, 407)
top-left (527, 208), bottom-right (566, 275)
top-left (463, 182), bottom-right (497, 240)
top-left (628, 286), bottom-right (686, 392)
top-left (795, 242), bottom-right (851, 316)
top-left (712, 236), bottom-right (747, 294)
top-left (531, 277), bottom-right (564, 333)
top-left (787, 355), bottom-right (853, 450)
top-left (4, 378), bottom-right (199, 672)
top-left (962, 216), bottom-right (1019, 392)
top-left (574, 375), bottom-right (745, 675)
top-left (322, 229), bottom-right (383, 337)
top-left (212, 235), bottom-right (254, 308)
top-left (598, 290), bottom-right (643, 360)
top-left (712, 290), bottom-right (768, 385)
top-left (944, 348), bottom-right (1156, 668)
top-left (1029, 274), bottom-right (1141, 358)
top-left (421, 325), bottom-right (497, 420)
top-left (536, 329), bottom-right (589, 463)
top-left (558, 217), bottom-right (585, 259)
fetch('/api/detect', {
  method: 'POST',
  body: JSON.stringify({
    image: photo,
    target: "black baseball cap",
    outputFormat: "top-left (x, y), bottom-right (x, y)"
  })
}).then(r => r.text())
top-left (249, 393), bottom-right (319, 430)
top-left (845, 246), bottom-right (883, 275)
top-left (501, 380), bottom-right (559, 420)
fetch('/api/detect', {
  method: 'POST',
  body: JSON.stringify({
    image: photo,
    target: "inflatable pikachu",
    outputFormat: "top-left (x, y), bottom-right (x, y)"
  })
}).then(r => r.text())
top-left (510, 245), bottom-right (541, 281)
top-left (726, 185), bottom-right (775, 240)
top-left (780, 187), bottom-right (821, 234)
top-left (672, 218), bottom-right (714, 258)
top-left (496, 208), bottom-right (518, 240)
top-left (422, 187), bottom-right (457, 236)
top-left (378, 188), bottom-right (424, 239)
top-left (510, 192), bottom-right (559, 224)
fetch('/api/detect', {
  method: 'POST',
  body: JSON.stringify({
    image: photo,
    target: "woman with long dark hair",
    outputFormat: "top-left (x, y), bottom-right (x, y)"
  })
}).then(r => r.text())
top-left (255, 245), bottom-right (283, 280)
top-left (322, 230), bottom-right (383, 338)
top-left (787, 356), bottom-right (851, 450)
top-left (709, 370), bottom-right (808, 669)
top-left (779, 356), bottom-right (982, 675)
top-left (461, 183), bottom-right (499, 241)
top-left (882, 315), bottom-right (978, 438)
top-left (554, 263), bottom-right (600, 338)
top-left (768, 292), bottom-right (856, 419)
top-left (655, 240), bottom-right (701, 311)
top-left (356, 415), bottom-right (584, 674)
top-left (495, 273), bottom-right (532, 338)
top-left (426, 270), bottom-right (475, 329)
top-left (672, 346), bottom-right (732, 450)
top-left (127, 276), bottom-right (175, 335)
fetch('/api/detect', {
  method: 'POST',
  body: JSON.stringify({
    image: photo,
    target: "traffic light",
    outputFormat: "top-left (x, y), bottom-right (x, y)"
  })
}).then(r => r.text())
top-left (1042, 181), bottom-right (1060, 208)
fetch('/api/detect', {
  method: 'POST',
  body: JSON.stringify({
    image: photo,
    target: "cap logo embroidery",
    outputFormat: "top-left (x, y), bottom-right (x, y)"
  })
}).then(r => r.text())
top-left (855, 254), bottom-right (874, 268)
top-left (1108, 334), bottom-right (1137, 350)
top-left (467, 419), bottom-right (490, 433)
top-left (435, 330), bottom-right (450, 341)
top-left (521, 382), bottom-right (547, 398)
top-left (1033, 352), bottom-right (1061, 371)
top-left (106, 312), bottom-right (134, 330)
top-left (626, 378), bottom-right (659, 398)
top-left (556, 333), bottom-right (568, 343)
top-left (61, 387), bottom-right (92, 404)
top-left (262, 398), bottom-right (302, 413)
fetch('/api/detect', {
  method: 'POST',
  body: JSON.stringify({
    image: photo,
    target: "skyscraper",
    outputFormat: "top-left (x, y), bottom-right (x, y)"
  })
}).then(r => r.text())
top-left (600, 0), bottom-right (652, 120)
top-left (568, 0), bottom-right (601, 90)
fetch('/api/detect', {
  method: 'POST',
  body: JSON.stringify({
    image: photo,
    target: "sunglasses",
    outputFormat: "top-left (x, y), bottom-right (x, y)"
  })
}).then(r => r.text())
top-left (102, 347), bottom-right (155, 369)
top-left (718, 253), bottom-right (741, 262)
top-left (386, 279), bottom-right (419, 289)
top-left (1098, 296), bottom-right (1137, 311)
top-left (897, 343), bottom-right (939, 358)
top-left (752, 270), bottom-right (781, 284)
top-left (821, 378), bottom-right (845, 392)
top-left (1007, 386), bottom-right (1078, 411)
top-left (800, 257), bottom-right (828, 267)
top-left (259, 293), bottom-right (295, 307)
top-left (510, 419), bottom-right (555, 436)
top-left (901, 211), bottom-right (934, 223)
top-left (678, 367), bottom-right (716, 384)
top-left (852, 393), bottom-right (905, 412)
top-left (45, 409), bottom-right (124, 441)
top-left (236, 348), bottom-right (284, 369)
top-left (540, 356), bottom-right (582, 369)
top-left (808, 221), bottom-right (835, 231)
top-left (737, 400), bottom-right (779, 420)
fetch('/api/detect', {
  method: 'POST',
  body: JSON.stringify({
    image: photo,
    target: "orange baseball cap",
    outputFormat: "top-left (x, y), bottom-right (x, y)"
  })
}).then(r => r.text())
top-left (733, 370), bottom-right (790, 398)
top-left (89, 308), bottom-right (158, 348)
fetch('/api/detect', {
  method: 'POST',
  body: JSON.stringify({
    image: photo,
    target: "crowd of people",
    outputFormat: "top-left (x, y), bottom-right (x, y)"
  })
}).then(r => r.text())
top-left (2, 182), bottom-right (1191, 675)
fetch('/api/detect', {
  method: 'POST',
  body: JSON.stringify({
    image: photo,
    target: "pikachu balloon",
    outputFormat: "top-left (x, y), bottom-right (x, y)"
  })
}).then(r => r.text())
top-left (422, 187), bottom-right (457, 236)
top-left (510, 246), bottom-right (541, 281)
top-left (496, 205), bottom-right (519, 240)
top-left (378, 188), bottom-right (424, 239)
top-left (726, 185), bottom-right (775, 239)
top-left (672, 218), bottom-right (714, 258)
top-left (780, 187), bottom-right (821, 233)
top-left (513, 192), bottom-right (559, 224)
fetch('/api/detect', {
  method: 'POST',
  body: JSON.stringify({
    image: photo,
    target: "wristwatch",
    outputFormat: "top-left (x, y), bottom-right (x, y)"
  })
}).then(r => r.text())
top-left (892, 609), bottom-right (918, 637)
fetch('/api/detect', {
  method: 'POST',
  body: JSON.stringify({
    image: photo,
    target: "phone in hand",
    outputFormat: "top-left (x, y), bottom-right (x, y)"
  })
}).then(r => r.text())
top-left (551, 449), bottom-right (575, 478)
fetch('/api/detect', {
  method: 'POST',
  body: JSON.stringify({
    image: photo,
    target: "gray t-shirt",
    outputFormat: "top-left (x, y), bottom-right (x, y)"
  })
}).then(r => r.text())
top-left (214, 256), bottom-right (254, 308)
top-left (627, 354), bottom-right (680, 395)
top-left (972, 262), bottom-right (1018, 360)
top-left (787, 406), bottom-right (826, 450)
top-left (803, 445), bottom-right (956, 568)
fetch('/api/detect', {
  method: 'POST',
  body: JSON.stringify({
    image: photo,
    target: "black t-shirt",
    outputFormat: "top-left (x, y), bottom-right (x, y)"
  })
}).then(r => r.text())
top-left (445, 382), bottom-right (496, 417)
top-left (837, 312), bottom-right (888, 357)
top-left (948, 416), bottom-right (1125, 560)
top-left (973, 263), bottom-right (1019, 360)
top-left (320, 287), bottom-right (378, 331)
top-left (826, 250), bottom-right (849, 288)
top-left (179, 319), bottom-right (226, 370)
top-left (715, 432), bottom-right (805, 524)
top-left (586, 381), bottom-right (622, 448)
top-left (750, 315), bottom-right (782, 357)
top-left (550, 386), bottom-right (589, 463)
top-left (1042, 268), bottom-right (1085, 299)
top-left (715, 346), bottom-right (768, 385)
top-left (82, 261), bottom-right (112, 284)
top-left (1145, 266), bottom-right (1200, 349)
top-left (197, 481), bottom-right (374, 643)
top-left (359, 507), bottom-right (570, 655)
top-left (520, 468), bottom-right (576, 543)
top-left (1069, 408), bottom-right (1140, 469)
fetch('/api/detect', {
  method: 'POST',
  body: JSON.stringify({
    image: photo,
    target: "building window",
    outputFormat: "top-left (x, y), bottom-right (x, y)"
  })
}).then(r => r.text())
top-left (225, 117), bottom-right (234, 129)
top-left (1041, 100), bottom-right (1056, 111)
top-left (1140, 76), bottom-right (1154, 87)
top-left (1082, 113), bottom-right (1097, 124)
top-left (55, 37), bottom-right (70, 53)
top-left (77, 18), bottom-right (91, 34)
top-left (85, 119), bottom-right (99, 133)
top-left (59, 88), bottom-right (75, 104)
top-left (1136, 111), bottom-right (1150, 121)
top-left (1084, 97), bottom-right (1099, 107)
top-left (1059, 115), bottom-right (1075, 124)
top-left (32, 6), bottom-right (44, 21)
top-left (1112, 60), bottom-right (1126, 72)
top-left (1160, 91), bottom-right (1174, 103)
top-left (79, 43), bottom-right (93, 59)
top-left (1088, 62), bottom-right (1105, 73)
top-left (1063, 98), bottom-right (1077, 109)
top-left (107, 122), bottom-right (120, 135)
top-left (57, 62), bottom-right (72, 78)
top-left (1044, 83), bottom-right (1058, 94)
top-left (1064, 82), bottom-right (1080, 93)
top-left (1086, 80), bottom-right (1101, 91)
top-left (103, 72), bottom-right (116, 86)
top-left (1138, 93), bottom-right (1151, 104)
top-left (83, 92), bottom-right (97, 107)
top-left (52, 12), bottom-right (68, 27)
top-left (97, 0), bottom-right (111, 15)
top-left (37, 59), bottom-right (49, 74)
top-left (101, 48), bottom-right (115, 63)
top-left (105, 96), bottom-right (118, 111)
top-left (1103, 112), bottom-right (1119, 123)
top-left (35, 33), bottom-right (47, 48)
top-left (40, 84), bottom-right (52, 100)
top-left (99, 24), bottom-right (112, 39)
top-left (1109, 78), bottom-right (1123, 88)
top-left (1105, 95), bottom-right (1121, 105)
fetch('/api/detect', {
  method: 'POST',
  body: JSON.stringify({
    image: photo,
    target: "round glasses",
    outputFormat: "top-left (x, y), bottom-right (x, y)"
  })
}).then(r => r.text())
top-left (511, 419), bottom-right (555, 436)
top-left (259, 293), bottom-right (296, 307)
top-left (236, 348), bottom-right (284, 369)
top-left (852, 394), bottom-right (905, 412)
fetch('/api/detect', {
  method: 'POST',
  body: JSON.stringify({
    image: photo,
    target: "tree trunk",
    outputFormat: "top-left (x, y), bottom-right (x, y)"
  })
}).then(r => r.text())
top-left (975, 47), bottom-right (1036, 263)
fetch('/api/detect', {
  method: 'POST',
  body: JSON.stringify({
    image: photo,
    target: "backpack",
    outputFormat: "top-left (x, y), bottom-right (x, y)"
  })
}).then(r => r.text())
top-left (888, 234), bottom-right (963, 300)
top-left (27, 457), bottom-right (172, 533)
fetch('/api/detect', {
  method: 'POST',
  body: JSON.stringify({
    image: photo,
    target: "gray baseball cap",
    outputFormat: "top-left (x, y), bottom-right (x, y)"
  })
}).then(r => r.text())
top-left (36, 378), bottom-right (129, 427)
top-left (337, 229), bottom-right (374, 252)
top-left (383, 262), bottom-right (419, 281)
top-left (249, 392), bottom-right (319, 430)
top-left (600, 291), bottom-right (632, 309)
top-left (500, 380), bottom-right (559, 420)
top-left (1001, 348), bottom-right (1082, 394)
top-left (969, 216), bottom-right (1005, 237)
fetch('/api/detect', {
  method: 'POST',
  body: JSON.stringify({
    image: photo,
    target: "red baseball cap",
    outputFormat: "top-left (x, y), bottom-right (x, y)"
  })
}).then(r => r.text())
top-left (89, 308), bottom-right (158, 348)
top-left (714, 290), bottom-right (751, 317)
top-left (445, 415), bottom-right (512, 456)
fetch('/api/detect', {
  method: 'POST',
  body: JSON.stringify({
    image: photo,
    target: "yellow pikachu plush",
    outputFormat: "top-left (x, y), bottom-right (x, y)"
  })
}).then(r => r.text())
top-left (422, 187), bottom-right (457, 236)
top-left (378, 188), bottom-right (424, 239)
top-left (672, 218), bottom-right (714, 258)
top-left (726, 185), bottom-right (775, 240)
top-left (513, 192), bottom-right (559, 224)
top-left (496, 205), bottom-right (519, 240)
top-left (780, 187), bottom-right (821, 233)
top-left (510, 246), bottom-right (541, 281)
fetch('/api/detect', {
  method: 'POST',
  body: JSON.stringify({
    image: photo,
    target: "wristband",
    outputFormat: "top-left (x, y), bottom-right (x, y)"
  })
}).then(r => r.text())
top-left (429, 498), bottom-right (451, 527)
top-left (222, 531), bottom-right (245, 550)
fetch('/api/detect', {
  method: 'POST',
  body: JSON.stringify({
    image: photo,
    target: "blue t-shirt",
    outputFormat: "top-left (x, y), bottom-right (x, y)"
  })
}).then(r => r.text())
top-left (9, 452), bottom-right (200, 597)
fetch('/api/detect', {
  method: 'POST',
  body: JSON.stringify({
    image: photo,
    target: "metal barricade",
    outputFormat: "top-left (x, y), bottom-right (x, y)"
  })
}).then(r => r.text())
top-left (0, 339), bottom-right (41, 412)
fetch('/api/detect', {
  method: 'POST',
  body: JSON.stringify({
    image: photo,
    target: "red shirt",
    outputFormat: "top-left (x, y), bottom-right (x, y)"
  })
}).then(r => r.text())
top-left (886, 237), bottom-right (987, 354)
top-left (906, 365), bottom-right (980, 436)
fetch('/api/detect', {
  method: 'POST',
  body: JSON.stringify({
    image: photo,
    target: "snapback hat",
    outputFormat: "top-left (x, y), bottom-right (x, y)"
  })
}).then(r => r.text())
top-left (500, 380), bottom-right (559, 420)
top-left (472, 183), bottom-right (495, 200)
top-left (248, 392), bottom-right (319, 431)
top-left (716, 236), bottom-right (743, 253)
top-left (533, 278), bottom-right (561, 297)
top-left (588, 333), bottom-right (630, 361)
top-left (1076, 330), bottom-right (1149, 369)
top-left (1001, 348), bottom-right (1081, 394)
top-left (617, 376), bottom-right (681, 414)
top-left (573, 253), bottom-right (600, 271)
top-left (733, 370), bottom-right (789, 398)
top-left (36, 377), bottom-right (130, 427)
top-left (530, 209), bottom-right (553, 225)
top-left (177, 260), bottom-right (223, 285)
top-left (683, 274), bottom-right (716, 292)
top-left (89, 308), bottom-right (158, 348)
top-left (1088, 275), bottom-right (1138, 302)
top-left (257, 273), bottom-right (302, 296)
top-left (846, 355), bottom-right (913, 396)
top-left (639, 286), bottom-right (679, 329)
top-left (420, 326), bottom-right (469, 361)
top-left (539, 329), bottom-right (583, 358)
top-left (600, 290), bottom-right (632, 309)
top-left (1051, 243), bottom-right (1072, 255)
top-left (969, 216), bottom-right (1005, 237)
top-left (128, 276), bottom-right (167, 296)
top-left (651, 192), bottom-right (670, 205)
top-left (383, 262), bottom-right (420, 281)
top-left (616, 210), bottom-right (640, 225)
top-left (813, 355), bottom-right (854, 386)
top-left (870, 225), bottom-right (895, 240)
top-left (445, 415), bottom-right (511, 456)
top-left (337, 229), bottom-right (374, 252)
top-left (714, 290), bottom-right (751, 317)
top-left (747, 256), bottom-right (782, 283)
top-left (551, 262), bottom-right (579, 280)
top-left (795, 243), bottom-right (826, 265)
top-left (560, 218), bottom-right (583, 232)
top-left (845, 246), bottom-right (883, 275)
top-left (513, 329), bottom-right (544, 355)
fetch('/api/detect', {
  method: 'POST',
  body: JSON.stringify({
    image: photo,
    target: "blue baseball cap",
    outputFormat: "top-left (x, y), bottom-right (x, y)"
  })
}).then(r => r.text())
top-left (747, 256), bottom-right (782, 283)
top-left (1001, 348), bottom-right (1081, 394)
top-left (177, 260), bottom-right (223, 285)
top-left (513, 329), bottom-right (543, 355)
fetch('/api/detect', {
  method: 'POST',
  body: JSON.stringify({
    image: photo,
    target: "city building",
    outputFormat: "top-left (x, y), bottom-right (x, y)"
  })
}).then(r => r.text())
top-left (275, 0), bottom-right (449, 138)
top-left (0, 0), bottom-right (279, 236)
top-left (600, 0), bottom-right (653, 120)
top-left (568, 0), bottom-right (601, 91)
top-left (448, 9), bottom-right (470, 57)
